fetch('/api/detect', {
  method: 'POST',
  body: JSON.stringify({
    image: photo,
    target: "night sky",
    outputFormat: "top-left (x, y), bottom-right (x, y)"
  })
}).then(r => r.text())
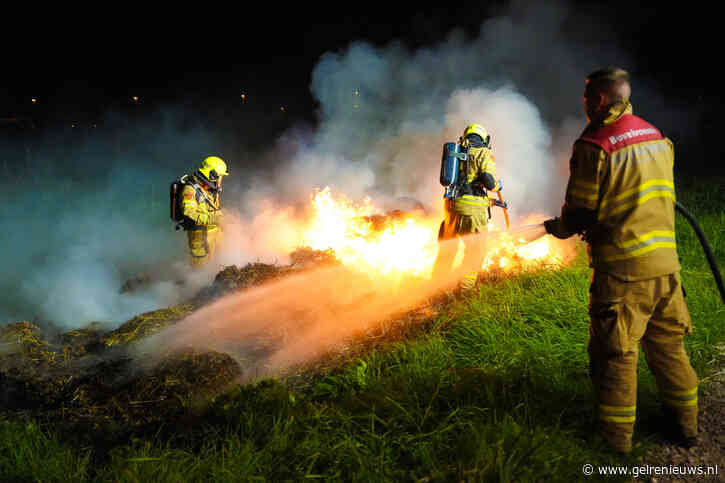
top-left (2, 2), bottom-right (722, 172)
top-left (4, 4), bottom-right (512, 118)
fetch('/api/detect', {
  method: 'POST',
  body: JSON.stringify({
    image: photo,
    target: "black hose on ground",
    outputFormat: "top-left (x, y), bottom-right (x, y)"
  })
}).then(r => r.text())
top-left (675, 201), bottom-right (725, 304)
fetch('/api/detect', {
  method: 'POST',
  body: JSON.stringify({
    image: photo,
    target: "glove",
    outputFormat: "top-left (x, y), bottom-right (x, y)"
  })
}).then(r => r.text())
top-left (543, 217), bottom-right (570, 239)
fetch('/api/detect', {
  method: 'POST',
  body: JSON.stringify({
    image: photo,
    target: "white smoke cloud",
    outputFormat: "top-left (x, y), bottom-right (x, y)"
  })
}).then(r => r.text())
top-left (237, 0), bottom-right (636, 221)
top-left (443, 87), bottom-right (555, 219)
top-left (3, 0), bottom-right (688, 331)
top-left (0, 110), bottom-right (223, 328)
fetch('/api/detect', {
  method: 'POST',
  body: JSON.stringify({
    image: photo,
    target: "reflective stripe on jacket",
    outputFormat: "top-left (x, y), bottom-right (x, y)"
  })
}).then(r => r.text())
top-left (452, 146), bottom-right (499, 215)
top-left (563, 102), bottom-right (680, 280)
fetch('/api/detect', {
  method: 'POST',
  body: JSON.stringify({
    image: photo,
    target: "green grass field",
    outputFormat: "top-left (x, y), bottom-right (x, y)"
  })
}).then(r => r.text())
top-left (2, 177), bottom-right (723, 482)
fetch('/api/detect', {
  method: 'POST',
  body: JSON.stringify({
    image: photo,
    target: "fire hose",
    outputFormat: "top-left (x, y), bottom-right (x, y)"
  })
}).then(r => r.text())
top-left (675, 202), bottom-right (725, 304)
top-left (516, 202), bottom-right (723, 304)
top-left (489, 193), bottom-right (510, 229)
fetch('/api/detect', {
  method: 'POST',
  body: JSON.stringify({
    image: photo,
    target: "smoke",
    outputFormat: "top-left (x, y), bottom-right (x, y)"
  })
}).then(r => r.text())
top-left (2, 0), bottom-right (692, 334)
top-left (237, 0), bottom-right (642, 225)
top-left (443, 87), bottom-right (555, 219)
top-left (0, 108), bottom-right (226, 328)
top-left (135, 235), bottom-right (483, 377)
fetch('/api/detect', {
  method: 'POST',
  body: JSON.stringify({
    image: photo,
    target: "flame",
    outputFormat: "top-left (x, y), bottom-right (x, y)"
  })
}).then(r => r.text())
top-left (300, 187), bottom-right (439, 277)
top-left (481, 228), bottom-right (563, 272)
top-left (291, 187), bottom-right (564, 279)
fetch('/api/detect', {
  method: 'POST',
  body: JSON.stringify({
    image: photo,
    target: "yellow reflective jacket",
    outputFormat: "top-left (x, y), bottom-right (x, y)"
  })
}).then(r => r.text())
top-left (559, 102), bottom-right (680, 280)
top-left (452, 146), bottom-right (500, 216)
top-left (181, 175), bottom-right (221, 228)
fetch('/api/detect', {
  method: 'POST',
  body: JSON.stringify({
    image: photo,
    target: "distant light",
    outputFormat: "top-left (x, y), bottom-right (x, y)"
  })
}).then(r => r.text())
top-left (71, 123), bottom-right (77, 128)
top-left (353, 89), bottom-right (359, 96)
top-left (131, 96), bottom-right (140, 104)
top-left (280, 106), bottom-right (286, 112)
top-left (240, 93), bottom-right (246, 103)
top-left (31, 98), bottom-right (37, 104)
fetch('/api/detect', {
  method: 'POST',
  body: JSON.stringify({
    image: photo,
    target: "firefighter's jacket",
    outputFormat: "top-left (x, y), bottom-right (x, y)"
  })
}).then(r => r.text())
top-left (181, 176), bottom-right (221, 229)
top-left (556, 102), bottom-right (680, 280)
top-left (451, 146), bottom-right (500, 216)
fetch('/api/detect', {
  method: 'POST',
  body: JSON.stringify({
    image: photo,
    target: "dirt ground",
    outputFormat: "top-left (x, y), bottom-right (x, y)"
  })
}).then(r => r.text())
top-left (642, 346), bottom-right (725, 482)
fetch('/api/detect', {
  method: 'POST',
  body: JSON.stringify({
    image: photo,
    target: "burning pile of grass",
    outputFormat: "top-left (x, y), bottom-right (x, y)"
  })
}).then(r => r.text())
top-left (102, 304), bottom-right (196, 347)
top-left (193, 264), bottom-right (290, 304)
top-left (289, 246), bottom-right (340, 268)
top-left (63, 348), bottom-right (240, 431)
top-left (0, 319), bottom-right (240, 429)
top-left (1, 321), bottom-right (59, 365)
top-left (1, 322), bottom-right (69, 409)
top-left (0, 248), bottom-right (340, 436)
top-left (193, 247), bottom-right (340, 304)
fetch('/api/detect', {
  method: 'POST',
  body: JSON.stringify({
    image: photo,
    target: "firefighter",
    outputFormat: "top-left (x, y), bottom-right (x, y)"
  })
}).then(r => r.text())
top-left (543, 67), bottom-right (698, 453)
top-left (433, 123), bottom-right (502, 291)
top-left (181, 156), bottom-right (229, 267)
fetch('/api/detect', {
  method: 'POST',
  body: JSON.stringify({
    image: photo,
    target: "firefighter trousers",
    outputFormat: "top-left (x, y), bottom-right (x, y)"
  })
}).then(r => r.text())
top-left (187, 226), bottom-right (221, 267)
top-left (588, 270), bottom-right (698, 453)
top-left (432, 203), bottom-right (489, 290)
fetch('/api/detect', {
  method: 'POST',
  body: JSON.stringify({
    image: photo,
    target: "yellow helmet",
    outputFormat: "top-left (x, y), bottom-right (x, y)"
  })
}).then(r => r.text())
top-left (461, 123), bottom-right (490, 148)
top-left (197, 156), bottom-right (229, 189)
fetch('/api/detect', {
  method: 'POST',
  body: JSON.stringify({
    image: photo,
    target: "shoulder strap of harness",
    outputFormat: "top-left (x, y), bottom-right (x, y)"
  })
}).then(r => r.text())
top-left (182, 175), bottom-right (219, 211)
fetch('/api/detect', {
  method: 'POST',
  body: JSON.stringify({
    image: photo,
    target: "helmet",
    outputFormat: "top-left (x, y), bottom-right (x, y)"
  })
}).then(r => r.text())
top-left (197, 156), bottom-right (229, 189)
top-left (461, 123), bottom-right (490, 148)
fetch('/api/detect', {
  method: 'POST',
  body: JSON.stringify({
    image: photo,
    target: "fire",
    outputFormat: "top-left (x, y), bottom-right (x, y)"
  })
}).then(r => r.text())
top-left (296, 187), bottom-right (564, 279)
top-left (481, 227), bottom-right (563, 272)
top-left (300, 188), bottom-right (439, 277)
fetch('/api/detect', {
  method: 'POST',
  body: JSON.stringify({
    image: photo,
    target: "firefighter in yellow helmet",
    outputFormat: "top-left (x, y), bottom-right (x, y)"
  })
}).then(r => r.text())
top-left (180, 156), bottom-right (229, 267)
top-left (433, 123), bottom-right (502, 291)
top-left (543, 67), bottom-right (698, 453)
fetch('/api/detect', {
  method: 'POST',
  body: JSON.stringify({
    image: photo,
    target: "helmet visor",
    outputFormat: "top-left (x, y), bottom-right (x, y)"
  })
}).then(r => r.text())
top-left (465, 133), bottom-right (485, 148)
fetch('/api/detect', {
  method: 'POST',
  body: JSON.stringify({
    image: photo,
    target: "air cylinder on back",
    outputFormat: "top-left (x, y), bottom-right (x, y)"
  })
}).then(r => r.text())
top-left (440, 142), bottom-right (466, 186)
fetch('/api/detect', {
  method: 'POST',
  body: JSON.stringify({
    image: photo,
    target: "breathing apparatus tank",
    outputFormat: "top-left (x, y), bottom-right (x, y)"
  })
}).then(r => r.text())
top-left (440, 142), bottom-right (468, 199)
top-left (170, 174), bottom-right (189, 224)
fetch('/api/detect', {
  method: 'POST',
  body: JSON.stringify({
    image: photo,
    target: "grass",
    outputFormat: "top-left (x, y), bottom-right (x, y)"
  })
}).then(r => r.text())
top-left (0, 420), bottom-right (91, 482)
top-left (2, 178), bottom-right (724, 482)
